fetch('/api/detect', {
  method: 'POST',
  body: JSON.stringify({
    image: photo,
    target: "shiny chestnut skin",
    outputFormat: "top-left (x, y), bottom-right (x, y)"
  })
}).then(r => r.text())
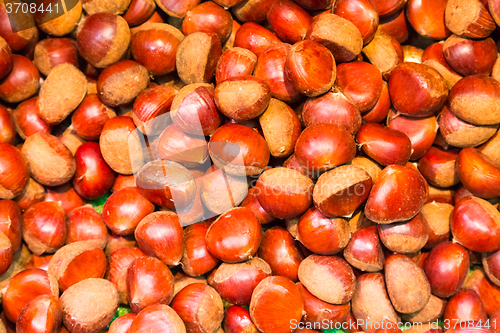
top-left (16, 295), bottom-right (63, 333)
top-left (44, 183), bottom-right (85, 215)
top-left (209, 123), bottom-right (270, 176)
top-left (0, 200), bottom-right (22, 251)
top-left (267, 0), bottom-right (312, 44)
top-left (377, 212), bottom-right (430, 253)
top-left (285, 40), bottom-right (336, 97)
top-left (224, 306), bottom-right (259, 333)
top-left (423, 242), bottom-right (470, 298)
top-left (371, 0), bottom-right (406, 17)
top-left (33, 38), bottom-right (79, 76)
top-left (0, 54), bottom-right (40, 104)
top-left (356, 123), bottom-right (412, 166)
top-left (406, 0), bottom-right (451, 40)
top-left (234, 22), bottom-right (281, 58)
top-left (0, 104), bottom-right (14, 145)
top-left (364, 164), bottom-right (428, 224)
top-left (445, 0), bottom-right (495, 39)
top-left (205, 207), bottom-right (262, 263)
top-left (388, 62), bottom-right (449, 117)
top-left (72, 94), bottom-right (117, 141)
top-left (0, 143), bottom-right (29, 200)
top-left (131, 23), bottom-right (184, 76)
top-left (344, 226), bottom-right (385, 272)
top-left (216, 47), bottom-right (257, 85)
top-left (362, 82), bottom-right (392, 123)
top-left (418, 147), bottom-right (460, 188)
top-left (123, 0), bottom-right (156, 27)
top-left (456, 148), bottom-right (500, 199)
top-left (422, 42), bottom-right (463, 90)
top-left (181, 221), bottom-right (219, 277)
top-left (451, 196), bottom-right (500, 253)
top-left (156, 124), bottom-right (208, 168)
top-left (155, 0), bottom-right (201, 18)
top-left (295, 123), bottom-right (356, 173)
top-left (336, 61), bottom-right (383, 113)
top-left (14, 97), bottom-right (52, 140)
top-left (333, 0), bottom-right (379, 45)
top-left (0, 1), bottom-right (38, 52)
top-left (253, 42), bottom-right (301, 103)
top-left (0, 36), bottom-right (12, 80)
top-left (182, 1), bottom-right (233, 43)
top-left (66, 205), bottom-right (107, 245)
top-left (443, 35), bottom-right (498, 76)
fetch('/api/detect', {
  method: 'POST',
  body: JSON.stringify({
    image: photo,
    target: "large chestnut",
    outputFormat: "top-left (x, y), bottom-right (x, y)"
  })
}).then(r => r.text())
top-left (456, 148), bottom-right (500, 199)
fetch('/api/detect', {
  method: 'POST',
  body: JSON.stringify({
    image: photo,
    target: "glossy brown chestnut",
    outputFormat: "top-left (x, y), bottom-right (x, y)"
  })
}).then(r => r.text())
top-left (33, 38), bottom-right (78, 76)
top-left (234, 22), bottom-right (281, 58)
top-left (102, 187), bottom-right (155, 236)
top-left (156, 125), bottom-right (208, 168)
top-left (0, 36), bottom-right (12, 80)
top-left (0, 1), bottom-right (38, 52)
top-left (131, 23), bottom-right (184, 76)
top-left (216, 47), bottom-right (257, 85)
top-left (362, 82), bottom-right (392, 123)
top-left (448, 75), bottom-right (500, 126)
top-left (212, 257), bottom-right (272, 305)
top-left (13, 97), bottom-right (52, 140)
top-left (182, 2), bottom-right (233, 43)
top-left (123, 0), bottom-right (156, 26)
top-left (456, 148), bottom-right (500, 199)
top-left (378, 212), bottom-right (430, 253)
top-left (333, 0), bottom-right (379, 45)
top-left (126, 256), bottom-right (174, 313)
top-left (344, 226), bottom-right (385, 272)
top-left (364, 165), bottom-right (428, 224)
top-left (44, 183), bottom-right (85, 215)
top-left (181, 221), bottom-right (219, 277)
top-left (422, 42), bottom-right (462, 89)
top-left (420, 202), bottom-right (453, 249)
top-left (445, 0), bottom-right (495, 39)
top-left (72, 94), bottom-right (116, 141)
top-left (0, 143), bottom-right (29, 200)
top-left (371, 0), bottom-right (406, 17)
top-left (0, 54), bottom-right (39, 104)
top-left (255, 167), bottom-right (314, 219)
top-left (66, 205), bottom-right (107, 245)
top-left (336, 61), bottom-right (383, 113)
top-left (378, 9), bottom-right (409, 44)
top-left (444, 289), bottom-right (488, 323)
top-left (16, 295), bottom-right (63, 333)
top-left (129, 304), bottom-right (185, 333)
top-left (423, 242), bottom-right (469, 298)
top-left (258, 226), bottom-right (304, 281)
top-left (0, 104), bottom-right (14, 145)
top-left (443, 35), bottom-right (497, 76)
top-left (249, 276), bottom-right (304, 333)
top-left (76, 13), bottom-right (131, 68)
top-left (108, 313), bottom-right (136, 333)
top-left (295, 123), bottom-right (356, 172)
top-left (285, 40), bottom-right (336, 97)
top-left (464, 268), bottom-right (500, 316)
top-left (231, 0), bottom-right (274, 23)
top-left (206, 207), bottom-right (262, 263)
top-left (302, 87), bottom-right (362, 135)
top-left (0, 200), bottom-right (22, 251)
top-left (223, 306), bottom-right (259, 333)
top-left (267, 0), bottom-right (312, 44)
top-left (406, 0), bottom-right (450, 40)
top-left (362, 30), bottom-right (403, 79)
top-left (108, 247), bottom-right (146, 304)
top-left (209, 123), bottom-right (270, 176)
top-left (253, 42), bottom-right (301, 103)
top-left (135, 211), bottom-right (184, 266)
top-left (155, 0), bottom-right (200, 18)
top-left (418, 147), bottom-right (460, 188)
top-left (356, 123), bottom-right (412, 166)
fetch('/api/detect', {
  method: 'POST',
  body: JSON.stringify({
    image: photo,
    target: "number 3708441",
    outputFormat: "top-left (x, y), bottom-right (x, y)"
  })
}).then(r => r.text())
top-left (5, 1), bottom-right (62, 14)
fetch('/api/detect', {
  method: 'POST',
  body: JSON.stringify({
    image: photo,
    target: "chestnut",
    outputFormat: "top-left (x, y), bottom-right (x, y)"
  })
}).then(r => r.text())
top-left (0, 200), bottom-right (22, 251)
top-left (13, 97), bottom-right (52, 140)
top-left (378, 9), bottom-right (409, 44)
top-left (182, 2), bottom-right (233, 43)
top-left (406, 0), bottom-right (450, 40)
top-left (418, 147), bottom-right (460, 188)
top-left (97, 60), bottom-right (150, 107)
top-left (0, 104), bottom-right (14, 145)
top-left (362, 82), bottom-right (392, 123)
top-left (351, 273), bottom-right (400, 332)
top-left (298, 255), bottom-right (356, 305)
top-left (16, 295), bottom-right (63, 333)
top-left (0, 143), bottom-right (29, 200)
top-left (73, 142), bottom-right (116, 200)
top-left (422, 42), bottom-right (462, 90)
top-left (108, 247), bottom-right (146, 304)
top-left (451, 196), bottom-right (500, 252)
top-left (387, 111), bottom-right (438, 161)
top-left (306, 13), bottom-right (363, 63)
top-left (249, 276), bottom-right (304, 333)
top-left (402, 45), bottom-right (424, 63)
top-left (34, 0), bottom-right (81, 36)
top-left (176, 31), bottom-right (222, 85)
top-left (181, 221), bottom-right (219, 277)
top-left (267, 0), bottom-right (312, 44)
top-left (33, 38), bottom-right (78, 77)
top-left (224, 306), bottom-right (259, 333)
top-left (423, 242), bottom-right (469, 298)
top-left (445, 0), bottom-right (495, 38)
top-left (216, 47), bottom-right (257, 85)
top-left (3, 268), bottom-right (58, 323)
top-left (377, 212), bottom-right (430, 253)
top-left (258, 226), bottom-right (304, 281)
top-left (389, 62), bottom-right (448, 117)
top-left (44, 183), bottom-right (85, 215)
top-left (206, 207), bottom-right (262, 263)
top-left (420, 202), bottom-right (453, 249)
top-left (356, 123), bottom-right (412, 166)
top-left (211, 257), bottom-right (271, 305)
top-left (456, 148), bottom-right (500, 199)
top-left (123, 0), bottom-right (156, 26)
top-left (108, 313), bottom-right (136, 333)
top-left (443, 35), bottom-right (497, 76)
top-left (259, 98), bottom-right (302, 158)
top-left (362, 30), bottom-right (403, 79)
top-left (333, 0), bottom-right (379, 45)
top-left (371, 0), bottom-right (406, 17)
top-left (21, 132), bottom-right (76, 187)
top-left (66, 205), bottom-right (107, 245)
top-left (295, 123), bottom-right (356, 172)
top-left (479, 128), bottom-right (500, 166)
top-left (214, 75), bottom-right (271, 121)
top-left (313, 165), bottom-right (372, 218)
top-left (0, 54), bottom-right (40, 104)
top-left (76, 13), bottom-right (131, 68)
top-left (255, 167), bottom-right (314, 219)
top-left (102, 187), bottom-right (155, 236)
top-left (401, 294), bottom-right (447, 323)
top-left (302, 87), bottom-right (362, 135)
top-left (0, 36), bottom-right (12, 80)
top-left (464, 268), bottom-right (500, 316)
top-left (131, 23), bottom-right (184, 76)
top-left (171, 283), bottom-right (224, 333)
top-left (170, 83), bottom-right (221, 136)
top-left (344, 226), bottom-right (385, 272)
top-left (439, 105), bottom-right (497, 148)
top-left (448, 75), bottom-right (500, 126)
top-left (364, 164), bottom-right (428, 224)
top-left (209, 123), bottom-right (270, 176)
top-left (285, 40), bottom-right (336, 97)
top-left (155, 0), bottom-right (200, 18)
top-left (72, 94), bottom-right (117, 141)
top-left (0, 1), bottom-right (38, 52)
top-left (385, 254), bottom-right (431, 314)
top-left (234, 22), bottom-right (281, 58)
top-left (156, 124), bottom-right (208, 168)
top-left (133, 85), bottom-right (176, 135)
top-left (126, 256), bottom-right (174, 313)
top-left (443, 289), bottom-right (488, 323)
